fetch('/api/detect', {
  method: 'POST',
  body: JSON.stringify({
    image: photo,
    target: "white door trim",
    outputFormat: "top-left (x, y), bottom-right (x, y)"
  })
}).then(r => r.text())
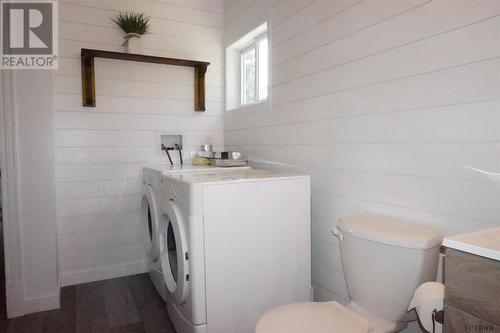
top-left (0, 70), bottom-right (26, 318)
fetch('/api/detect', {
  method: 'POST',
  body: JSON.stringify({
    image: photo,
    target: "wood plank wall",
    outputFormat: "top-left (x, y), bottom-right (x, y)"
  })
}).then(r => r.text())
top-left (223, 2), bottom-right (500, 332)
top-left (55, 0), bottom-right (224, 286)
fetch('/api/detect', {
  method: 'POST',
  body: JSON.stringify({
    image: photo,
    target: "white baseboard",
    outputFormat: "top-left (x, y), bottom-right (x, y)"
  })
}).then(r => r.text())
top-left (7, 261), bottom-right (149, 318)
top-left (6, 279), bottom-right (60, 318)
top-left (23, 292), bottom-right (60, 316)
top-left (61, 260), bottom-right (149, 287)
top-left (6, 280), bottom-right (25, 318)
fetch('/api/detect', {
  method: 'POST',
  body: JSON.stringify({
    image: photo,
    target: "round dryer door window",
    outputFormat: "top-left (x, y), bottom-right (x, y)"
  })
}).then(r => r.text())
top-left (166, 222), bottom-right (178, 282)
top-left (141, 185), bottom-right (160, 260)
top-left (160, 199), bottom-right (189, 305)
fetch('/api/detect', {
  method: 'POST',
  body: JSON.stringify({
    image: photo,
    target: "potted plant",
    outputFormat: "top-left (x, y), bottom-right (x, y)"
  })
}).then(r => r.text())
top-left (112, 12), bottom-right (151, 54)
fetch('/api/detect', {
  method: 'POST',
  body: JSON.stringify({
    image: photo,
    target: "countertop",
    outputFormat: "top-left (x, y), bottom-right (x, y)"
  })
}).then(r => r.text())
top-left (443, 226), bottom-right (500, 261)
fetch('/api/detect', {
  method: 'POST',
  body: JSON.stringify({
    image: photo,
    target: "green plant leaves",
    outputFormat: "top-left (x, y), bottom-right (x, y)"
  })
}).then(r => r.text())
top-left (112, 12), bottom-right (151, 35)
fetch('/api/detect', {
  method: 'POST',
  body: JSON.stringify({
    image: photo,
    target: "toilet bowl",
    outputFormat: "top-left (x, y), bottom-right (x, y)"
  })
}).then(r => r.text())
top-left (256, 214), bottom-right (442, 333)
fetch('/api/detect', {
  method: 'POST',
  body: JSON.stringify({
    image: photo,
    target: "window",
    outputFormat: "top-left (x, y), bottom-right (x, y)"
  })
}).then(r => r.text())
top-left (240, 34), bottom-right (268, 105)
top-left (226, 23), bottom-right (268, 110)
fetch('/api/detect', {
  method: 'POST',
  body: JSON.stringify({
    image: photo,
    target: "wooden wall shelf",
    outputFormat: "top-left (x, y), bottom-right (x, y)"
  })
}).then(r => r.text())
top-left (80, 48), bottom-right (210, 111)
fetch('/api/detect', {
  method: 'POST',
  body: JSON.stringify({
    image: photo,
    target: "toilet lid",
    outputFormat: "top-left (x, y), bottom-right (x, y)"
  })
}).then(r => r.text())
top-left (256, 301), bottom-right (370, 333)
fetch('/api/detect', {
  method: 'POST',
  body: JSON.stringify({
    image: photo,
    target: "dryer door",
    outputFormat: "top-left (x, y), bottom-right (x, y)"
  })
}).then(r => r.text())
top-left (160, 199), bottom-right (189, 305)
top-left (141, 184), bottom-right (160, 260)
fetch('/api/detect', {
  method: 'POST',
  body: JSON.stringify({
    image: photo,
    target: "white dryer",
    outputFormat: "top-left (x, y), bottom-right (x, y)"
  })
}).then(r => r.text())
top-left (157, 169), bottom-right (311, 333)
top-left (142, 165), bottom-right (166, 300)
top-left (142, 164), bottom-right (250, 301)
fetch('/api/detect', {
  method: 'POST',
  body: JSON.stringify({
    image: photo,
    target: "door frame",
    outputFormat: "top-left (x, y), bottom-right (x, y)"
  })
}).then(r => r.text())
top-left (0, 70), bottom-right (26, 318)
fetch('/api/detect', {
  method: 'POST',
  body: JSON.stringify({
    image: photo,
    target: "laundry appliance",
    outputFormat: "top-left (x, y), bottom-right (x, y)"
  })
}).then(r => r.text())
top-left (142, 164), bottom-right (250, 301)
top-left (157, 169), bottom-right (311, 333)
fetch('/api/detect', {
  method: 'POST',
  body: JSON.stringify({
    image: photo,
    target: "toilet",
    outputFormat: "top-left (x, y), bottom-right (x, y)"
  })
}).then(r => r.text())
top-left (256, 214), bottom-right (442, 333)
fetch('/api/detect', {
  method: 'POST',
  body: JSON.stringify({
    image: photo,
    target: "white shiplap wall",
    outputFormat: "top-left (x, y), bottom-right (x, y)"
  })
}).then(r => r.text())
top-left (224, 0), bottom-right (500, 327)
top-left (55, 0), bottom-right (224, 286)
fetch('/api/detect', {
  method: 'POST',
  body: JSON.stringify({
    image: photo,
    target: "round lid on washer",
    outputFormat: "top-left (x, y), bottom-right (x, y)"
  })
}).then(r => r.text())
top-left (338, 214), bottom-right (442, 249)
top-left (256, 302), bottom-right (369, 333)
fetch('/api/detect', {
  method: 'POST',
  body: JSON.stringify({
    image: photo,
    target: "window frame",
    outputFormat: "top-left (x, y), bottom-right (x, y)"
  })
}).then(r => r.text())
top-left (239, 32), bottom-right (268, 107)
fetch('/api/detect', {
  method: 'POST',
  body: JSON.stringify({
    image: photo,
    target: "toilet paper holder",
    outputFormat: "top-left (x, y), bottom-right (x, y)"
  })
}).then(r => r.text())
top-left (416, 309), bottom-right (443, 333)
top-left (409, 282), bottom-right (445, 333)
top-left (417, 309), bottom-right (444, 333)
top-left (432, 309), bottom-right (443, 325)
top-left (429, 309), bottom-right (443, 333)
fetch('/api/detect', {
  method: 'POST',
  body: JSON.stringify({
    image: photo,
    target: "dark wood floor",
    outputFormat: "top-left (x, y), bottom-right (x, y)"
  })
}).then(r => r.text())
top-left (0, 274), bottom-right (177, 333)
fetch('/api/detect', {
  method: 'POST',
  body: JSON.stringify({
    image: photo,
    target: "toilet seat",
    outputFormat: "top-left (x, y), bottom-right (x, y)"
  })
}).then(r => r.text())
top-left (256, 301), bottom-right (370, 333)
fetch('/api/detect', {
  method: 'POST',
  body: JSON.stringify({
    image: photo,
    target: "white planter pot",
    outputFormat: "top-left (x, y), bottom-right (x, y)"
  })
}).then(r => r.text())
top-left (123, 33), bottom-right (143, 54)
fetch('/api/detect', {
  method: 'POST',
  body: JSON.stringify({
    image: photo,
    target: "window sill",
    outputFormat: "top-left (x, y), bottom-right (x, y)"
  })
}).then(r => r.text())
top-left (226, 99), bottom-right (268, 112)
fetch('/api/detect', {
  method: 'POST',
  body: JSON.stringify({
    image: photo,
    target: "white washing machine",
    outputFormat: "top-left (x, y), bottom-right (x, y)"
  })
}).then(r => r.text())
top-left (142, 164), bottom-right (251, 301)
top-left (157, 169), bottom-right (311, 333)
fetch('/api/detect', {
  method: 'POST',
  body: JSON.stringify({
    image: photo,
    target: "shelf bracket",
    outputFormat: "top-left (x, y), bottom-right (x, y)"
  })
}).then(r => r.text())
top-left (80, 48), bottom-right (210, 111)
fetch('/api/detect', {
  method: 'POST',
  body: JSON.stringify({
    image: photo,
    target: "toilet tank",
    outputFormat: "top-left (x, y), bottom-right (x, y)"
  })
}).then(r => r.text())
top-left (338, 214), bottom-right (442, 322)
